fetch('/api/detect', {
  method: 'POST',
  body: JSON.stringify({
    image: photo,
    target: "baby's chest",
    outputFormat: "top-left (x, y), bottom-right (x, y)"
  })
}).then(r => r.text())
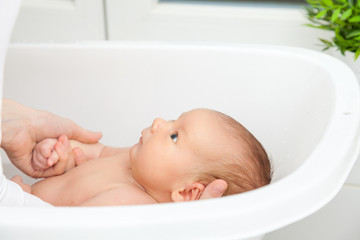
top-left (102, 185), bottom-right (157, 205)
top-left (64, 162), bottom-right (131, 204)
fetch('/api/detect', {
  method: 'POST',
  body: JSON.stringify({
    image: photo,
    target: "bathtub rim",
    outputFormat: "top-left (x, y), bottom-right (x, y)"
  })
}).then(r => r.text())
top-left (2, 42), bottom-right (360, 239)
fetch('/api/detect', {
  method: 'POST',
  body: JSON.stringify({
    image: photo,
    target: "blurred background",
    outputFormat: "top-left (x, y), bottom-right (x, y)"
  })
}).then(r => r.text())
top-left (8, 1), bottom-right (360, 239)
top-left (11, 0), bottom-right (331, 49)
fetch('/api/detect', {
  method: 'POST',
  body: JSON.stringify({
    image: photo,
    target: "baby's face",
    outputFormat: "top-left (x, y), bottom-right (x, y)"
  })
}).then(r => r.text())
top-left (129, 109), bottom-right (228, 202)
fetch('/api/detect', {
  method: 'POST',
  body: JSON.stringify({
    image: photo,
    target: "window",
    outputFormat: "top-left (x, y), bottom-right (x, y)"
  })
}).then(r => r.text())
top-left (106, 0), bottom-right (327, 50)
top-left (161, 0), bottom-right (305, 4)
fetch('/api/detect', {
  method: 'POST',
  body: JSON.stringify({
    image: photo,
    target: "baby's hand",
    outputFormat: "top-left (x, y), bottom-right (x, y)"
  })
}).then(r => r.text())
top-left (32, 138), bottom-right (59, 171)
top-left (32, 135), bottom-right (84, 176)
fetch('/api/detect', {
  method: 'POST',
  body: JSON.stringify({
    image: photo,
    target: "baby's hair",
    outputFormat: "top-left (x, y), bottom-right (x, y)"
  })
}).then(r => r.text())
top-left (195, 111), bottom-right (272, 196)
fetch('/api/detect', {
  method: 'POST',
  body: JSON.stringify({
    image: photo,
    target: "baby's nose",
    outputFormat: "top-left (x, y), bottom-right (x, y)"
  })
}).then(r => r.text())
top-left (151, 118), bottom-right (166, 133)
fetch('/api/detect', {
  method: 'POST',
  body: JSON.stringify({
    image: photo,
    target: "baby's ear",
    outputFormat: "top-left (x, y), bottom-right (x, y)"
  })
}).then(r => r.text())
top-left (171, 182), bottom-right (205, 202)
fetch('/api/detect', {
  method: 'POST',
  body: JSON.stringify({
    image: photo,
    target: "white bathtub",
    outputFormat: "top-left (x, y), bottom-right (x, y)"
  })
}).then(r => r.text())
top-left (1, 43), bottom-right (360, 240)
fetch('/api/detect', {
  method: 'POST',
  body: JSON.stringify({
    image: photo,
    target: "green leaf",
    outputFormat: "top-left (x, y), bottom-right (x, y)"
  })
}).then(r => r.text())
top-left (331, 8), bottom-right (341, 22)
top-left (340, 46), bottom-right (346, 55)
top-left (304, 23), bottom-right (317, 28)
top-left (335, 27), bottom-right (345, 41)
top-left (322, 0), bottom-right (333, 6)
top-left (347, 30), bottom-right (360, 38)
top-left (320, 38), bottom-right (334, 46)
top-left (341, 8), bottom-right (352, 21)
top-left (304, 23), bottom-right (333, 30)
top-left (316, 9), bottom-right (328, 18)
top-left (304, 0), bottom-right (360, 58)
top-left (355, 48), bottom-right (360, 60)
top-left (307, 0), bottom-right (320, 5)
top-left (349, 16), bottom-right (360, 22)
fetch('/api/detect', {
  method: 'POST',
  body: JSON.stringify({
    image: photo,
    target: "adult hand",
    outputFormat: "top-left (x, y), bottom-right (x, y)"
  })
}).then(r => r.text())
top-left (199, 179), bottom-right (227, 200)
top-left (1, 98), bottom-right (102, 178)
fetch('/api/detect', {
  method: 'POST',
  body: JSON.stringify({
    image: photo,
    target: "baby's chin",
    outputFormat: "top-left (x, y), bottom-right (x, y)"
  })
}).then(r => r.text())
top-left (129, 143), bottom-right (139, 163)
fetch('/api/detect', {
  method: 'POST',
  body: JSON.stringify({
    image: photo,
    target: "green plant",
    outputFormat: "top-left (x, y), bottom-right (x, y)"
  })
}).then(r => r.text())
top-left (305, 0), bottom-right (360, 60)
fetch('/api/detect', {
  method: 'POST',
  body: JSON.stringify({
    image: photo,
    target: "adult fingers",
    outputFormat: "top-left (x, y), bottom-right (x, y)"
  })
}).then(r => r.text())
top-left (35, 111), bottom-right (102, 144)
top-left (199, 179), bottom-right (227, 200)
top-left (66, 119), bottom-right (103, 144)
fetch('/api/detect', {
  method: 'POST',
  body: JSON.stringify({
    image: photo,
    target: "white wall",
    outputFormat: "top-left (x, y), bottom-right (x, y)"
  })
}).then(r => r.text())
top-left (9, 0), bottom-right (360, 239)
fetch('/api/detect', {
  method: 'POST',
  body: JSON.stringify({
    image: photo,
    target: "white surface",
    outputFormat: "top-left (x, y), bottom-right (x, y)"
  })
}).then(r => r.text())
top-left (265, 185), bottom-right (360, 240)
top-left (11, 0), bottom-right (105, 41)
top-left (1, 42), bottom-right (360, 240)
top-left (11, 0), bottom-right (333, 50)
top-left (347, 154), bottom-right (360, 186)
top-left (0, 0), bottom-right (21, 173)
top-left (325, 49), bottom-right (360, 187)
top-left (105, 0), bottom-right (332, 49)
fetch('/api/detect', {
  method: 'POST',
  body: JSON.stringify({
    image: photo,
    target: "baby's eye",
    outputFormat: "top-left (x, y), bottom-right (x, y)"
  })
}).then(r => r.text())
top-left (170, 132), bottom-right (178, 143)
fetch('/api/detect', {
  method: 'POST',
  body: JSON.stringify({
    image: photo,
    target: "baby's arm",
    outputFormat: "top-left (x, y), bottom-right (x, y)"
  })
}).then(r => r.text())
top-left (69, 140), bottom-right (129, 160)
top-left (32, 135), bottom-right (129, 175)
top-left (32, 135), bottom-right (102, 174)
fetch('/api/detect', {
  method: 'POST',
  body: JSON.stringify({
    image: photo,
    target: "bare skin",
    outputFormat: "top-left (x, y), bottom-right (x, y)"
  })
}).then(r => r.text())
top-left (1, 98), bottom-right (102, 178)
top-left (27, 135), bottom-right (227, 206)
top-left (31, 150), bottom-right (156, 206)
top-left (10, 109), bottom-right (228, 206)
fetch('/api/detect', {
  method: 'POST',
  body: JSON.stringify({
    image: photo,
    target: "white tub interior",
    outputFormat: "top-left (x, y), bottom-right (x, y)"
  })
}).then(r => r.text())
top-left (3, 44), bottom-right (334, 181)
top-left (1, 43), bottom-right (359, 240)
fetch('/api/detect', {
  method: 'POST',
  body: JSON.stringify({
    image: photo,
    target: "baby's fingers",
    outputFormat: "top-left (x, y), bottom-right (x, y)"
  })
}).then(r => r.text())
top-left (39, 139), bottom-right (58, 158)
top-left (47, 150), bottom-right (59, 167)
top-left (36, 139), bottom-right (67, 177)
top-left (32, 151), bottom-right (51, 171)
top-left (52, 138), bottom-right (69, 173)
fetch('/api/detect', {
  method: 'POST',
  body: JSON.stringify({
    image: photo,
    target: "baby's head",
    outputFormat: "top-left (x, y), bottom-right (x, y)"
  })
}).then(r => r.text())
top-left (130, 109), bottom-right (271, 203)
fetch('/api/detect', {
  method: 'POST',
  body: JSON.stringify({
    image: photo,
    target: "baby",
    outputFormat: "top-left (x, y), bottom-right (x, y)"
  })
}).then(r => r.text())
top-left (12, 109), bottom-right (271, 206)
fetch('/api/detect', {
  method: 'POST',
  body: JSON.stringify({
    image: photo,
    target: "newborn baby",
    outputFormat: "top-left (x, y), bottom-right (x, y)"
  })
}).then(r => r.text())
top-left (12, 109), bottom-right (272, 206)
